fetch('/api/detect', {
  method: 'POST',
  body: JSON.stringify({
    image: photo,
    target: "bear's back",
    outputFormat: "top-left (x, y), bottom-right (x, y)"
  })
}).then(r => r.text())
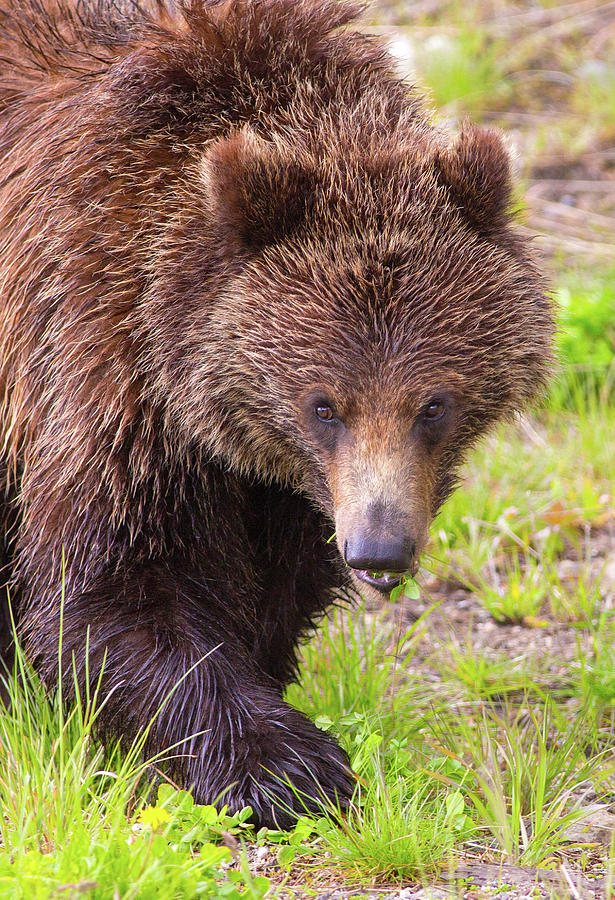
top-left (0, 1), bottom-right (421, 132)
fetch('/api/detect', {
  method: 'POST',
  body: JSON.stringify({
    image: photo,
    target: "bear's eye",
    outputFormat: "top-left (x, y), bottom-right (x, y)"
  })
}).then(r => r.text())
top-left (315, 404), bottom-right (335, 422)
top-left (423, 399), bottom-right (445, 421)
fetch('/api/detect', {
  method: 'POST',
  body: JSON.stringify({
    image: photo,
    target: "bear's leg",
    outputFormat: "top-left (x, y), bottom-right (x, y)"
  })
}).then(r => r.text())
top-left (23, 563), bottom-right (354, 828)
top-left (246, 481), bottom-right (349, 687)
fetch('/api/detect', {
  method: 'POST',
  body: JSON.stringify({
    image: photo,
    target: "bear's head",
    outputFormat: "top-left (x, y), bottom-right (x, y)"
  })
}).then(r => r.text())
top-left (147, 124), bottom-right (554, 594)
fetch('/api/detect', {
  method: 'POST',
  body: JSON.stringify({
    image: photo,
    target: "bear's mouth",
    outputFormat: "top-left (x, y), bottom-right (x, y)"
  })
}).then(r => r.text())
top-left (354, 570), bottom-right (403, 594)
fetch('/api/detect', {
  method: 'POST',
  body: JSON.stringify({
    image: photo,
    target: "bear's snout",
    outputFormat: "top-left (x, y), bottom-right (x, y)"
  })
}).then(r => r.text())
top-left (335, 496), bottom-right (424, 594)
top-left (343, 530), bottom-right (417, 594)
top-left (344, 533), bottom-right (415, 577)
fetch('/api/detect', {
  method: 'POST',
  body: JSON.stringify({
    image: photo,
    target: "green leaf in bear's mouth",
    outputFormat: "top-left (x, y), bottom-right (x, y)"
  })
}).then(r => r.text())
top-left (389, 575), bottom-right (421, 602)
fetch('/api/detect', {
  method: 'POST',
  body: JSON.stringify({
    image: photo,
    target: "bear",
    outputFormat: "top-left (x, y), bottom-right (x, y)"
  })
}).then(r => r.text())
top-left (0, 0), bottom-right (554, 827)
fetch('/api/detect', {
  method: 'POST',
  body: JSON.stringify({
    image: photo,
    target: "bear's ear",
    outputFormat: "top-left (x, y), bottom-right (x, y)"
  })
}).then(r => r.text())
top-left (434, 126), bottom-right (513, 231)
top-left (200, 127), bottom-right (315, 253)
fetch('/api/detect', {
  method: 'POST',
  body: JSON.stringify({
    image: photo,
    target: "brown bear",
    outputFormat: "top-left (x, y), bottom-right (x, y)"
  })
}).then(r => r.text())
top-left (0, 0), bottom-right (554, 826)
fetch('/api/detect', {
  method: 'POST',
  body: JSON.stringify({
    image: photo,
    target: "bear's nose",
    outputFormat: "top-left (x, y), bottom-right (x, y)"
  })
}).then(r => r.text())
top-left (343, 535), bottom-right (415, 574)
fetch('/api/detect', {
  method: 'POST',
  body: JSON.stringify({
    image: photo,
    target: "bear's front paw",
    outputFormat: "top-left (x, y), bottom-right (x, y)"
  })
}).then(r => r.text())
top-left (192, 704), bottom-right (355, 829)
top-left (250, 714), bottom-right (355, 829)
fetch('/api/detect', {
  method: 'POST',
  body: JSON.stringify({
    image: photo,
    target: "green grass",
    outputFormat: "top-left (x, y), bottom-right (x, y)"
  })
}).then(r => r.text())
top-left (313, 747), bottom-right (473, 881)
top-left (285, 609), bottom-right (615, 881)
top-left (448, 706), bottom-right (610, 867)
top-left (434, 638), bottom-right (540, 699)
top-left (0, 648), bottom-right (270, 900)
top-left (429, 389), bottom-right (614, 626)
top-left (285, 604), bottom-right (431, 745)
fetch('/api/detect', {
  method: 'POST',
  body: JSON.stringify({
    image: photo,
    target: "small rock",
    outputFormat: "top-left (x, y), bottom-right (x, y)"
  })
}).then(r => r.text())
top-left (577, 60), bottom-right (611, 80)
top-left (563, 803), bottom-right (615, 846)
top-left (250, 845), bottom-right (273, 870)
top-left (398, 889), bottom-right (415, 900)
top-left (412, 889), bottom-right (453, 900)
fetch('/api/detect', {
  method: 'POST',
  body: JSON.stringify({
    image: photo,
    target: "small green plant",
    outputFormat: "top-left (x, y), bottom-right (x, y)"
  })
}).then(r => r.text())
top-left (478, 554), bottom-right (548, 625)
top-left (390, 574), bottom-right (421, 602)
top-left (256, 816), bottom-right (320, 871)
top-left (311, 733), bottom-right (474, 881)
top-left (140, 784), bottom-right (255, 848)
top-left (553, 268), bottom-right (615, 403)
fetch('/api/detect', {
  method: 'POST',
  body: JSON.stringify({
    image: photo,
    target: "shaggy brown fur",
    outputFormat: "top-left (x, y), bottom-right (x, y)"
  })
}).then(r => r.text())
top-left (0, 0), bottom-right (554, 826)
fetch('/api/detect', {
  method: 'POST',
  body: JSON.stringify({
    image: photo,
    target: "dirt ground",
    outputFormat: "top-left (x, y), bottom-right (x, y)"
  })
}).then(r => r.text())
top-left (389, 523), bottom-right (615, 672)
